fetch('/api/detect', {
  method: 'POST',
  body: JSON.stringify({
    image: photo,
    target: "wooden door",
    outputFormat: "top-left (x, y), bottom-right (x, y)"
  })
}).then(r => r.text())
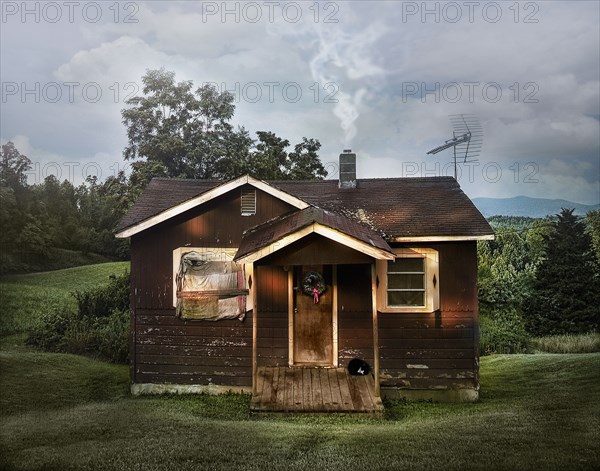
top-left (293, 265), bottom-right (333, 366)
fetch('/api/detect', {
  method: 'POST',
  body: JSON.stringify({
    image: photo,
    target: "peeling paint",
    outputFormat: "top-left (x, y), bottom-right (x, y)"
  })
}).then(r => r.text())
top-left (407, 364), bottom-right (429, 369)
top-left (340, 349), bottom-right (365, 358)
top-left (207, 339), bottom-right (248, 347)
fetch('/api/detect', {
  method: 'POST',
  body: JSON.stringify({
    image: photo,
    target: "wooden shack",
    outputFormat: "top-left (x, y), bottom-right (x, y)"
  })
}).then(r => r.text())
top-left (115, 150), bottom-right (494, 411)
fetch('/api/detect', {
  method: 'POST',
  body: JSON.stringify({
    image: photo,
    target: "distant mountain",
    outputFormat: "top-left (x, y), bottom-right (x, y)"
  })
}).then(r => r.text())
top-left (472, 196), bottom-right (599, 218)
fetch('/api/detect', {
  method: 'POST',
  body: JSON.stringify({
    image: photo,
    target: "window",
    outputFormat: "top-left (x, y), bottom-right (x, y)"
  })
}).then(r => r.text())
top-left (387, 257), bottom-right (425, 307)
top-left (241, 188), bottom-right (256, 216)
top-left (172, 247), bottom-right (253, 320)
top-left (377, 248), bottom-right (439, 313)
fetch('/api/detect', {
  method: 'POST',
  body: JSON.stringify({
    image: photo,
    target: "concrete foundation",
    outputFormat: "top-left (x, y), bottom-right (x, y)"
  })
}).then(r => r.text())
top-left (381, 387), bottom-right (479, 402)
top-left (131, 383), bottom-right (252, 396)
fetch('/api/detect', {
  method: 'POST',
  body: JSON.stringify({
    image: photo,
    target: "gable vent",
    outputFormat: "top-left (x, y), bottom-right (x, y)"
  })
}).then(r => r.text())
top-left (241, 188), bottom-right (256, 216)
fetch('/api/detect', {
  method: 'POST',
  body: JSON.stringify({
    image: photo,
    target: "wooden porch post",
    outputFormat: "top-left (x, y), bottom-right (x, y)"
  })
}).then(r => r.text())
top-left (371, 263), bottom-right (380, 396)
top-left (252, 263), bottom-right (258, 396)
top-left (288, 269), bottom-right (294, 366)
top-left (332, 265), bottom-right (338, 367)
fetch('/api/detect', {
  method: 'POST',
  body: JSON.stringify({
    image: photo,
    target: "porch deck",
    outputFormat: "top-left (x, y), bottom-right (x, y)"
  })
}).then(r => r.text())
top-left (251, 367), bottom-right (384, 413)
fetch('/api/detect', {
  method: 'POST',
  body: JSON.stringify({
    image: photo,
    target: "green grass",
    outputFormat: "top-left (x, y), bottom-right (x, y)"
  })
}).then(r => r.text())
top-left (532, 333), bottom-right (600, 354)
top-left (0, 262), bottom-right (129, 336)
top-left (1, 262), bottom-right (598, 470)
top-left (0, 349), bottom-right (598, 470)
top-left (1, 247), bottom-right (115, 274)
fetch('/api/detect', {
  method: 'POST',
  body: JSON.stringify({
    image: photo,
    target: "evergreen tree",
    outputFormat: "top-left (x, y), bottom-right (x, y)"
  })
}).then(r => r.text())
top-left (523, 208), bottom-right (600, 335)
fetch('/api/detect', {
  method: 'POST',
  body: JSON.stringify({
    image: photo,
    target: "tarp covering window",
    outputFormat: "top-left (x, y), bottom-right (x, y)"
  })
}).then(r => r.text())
top-left (176, 251), bottom-right (248, 321)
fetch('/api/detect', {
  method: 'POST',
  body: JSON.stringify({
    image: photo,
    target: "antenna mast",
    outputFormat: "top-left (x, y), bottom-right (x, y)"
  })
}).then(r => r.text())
top-left (426, 114), bottom-right (483, 179)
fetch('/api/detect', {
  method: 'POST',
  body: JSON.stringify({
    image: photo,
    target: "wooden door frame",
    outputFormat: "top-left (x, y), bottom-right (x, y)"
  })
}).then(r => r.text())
top-left (288, 265), bottom-right (338, 367)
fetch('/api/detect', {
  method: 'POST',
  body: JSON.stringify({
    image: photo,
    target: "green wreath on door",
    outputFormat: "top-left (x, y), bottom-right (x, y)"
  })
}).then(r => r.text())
top-left (301, 271), bottom-right (327, 303)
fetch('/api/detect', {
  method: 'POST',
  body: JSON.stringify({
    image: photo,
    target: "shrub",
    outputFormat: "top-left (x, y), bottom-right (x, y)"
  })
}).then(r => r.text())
top-left (95, 309), bottom-right (130, 363)
top-left (27, 272), bottom-right (130, 363)
top-left (73, 272), bottom-right (129, 319)
top-left (26, 308), bottom-right (76, 352)
top-left (479, 306), bottom-right (530, 355)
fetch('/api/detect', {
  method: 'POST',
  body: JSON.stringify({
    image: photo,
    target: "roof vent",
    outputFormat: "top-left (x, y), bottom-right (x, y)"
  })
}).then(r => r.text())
top-left (241, 188), bottom-right (256, 216)
top-left (338, 149), bottom-right (357, 189)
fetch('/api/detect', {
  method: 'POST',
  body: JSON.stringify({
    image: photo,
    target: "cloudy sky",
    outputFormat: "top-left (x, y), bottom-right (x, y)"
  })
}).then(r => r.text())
top-left (2, 0), bottom-right (599, 204)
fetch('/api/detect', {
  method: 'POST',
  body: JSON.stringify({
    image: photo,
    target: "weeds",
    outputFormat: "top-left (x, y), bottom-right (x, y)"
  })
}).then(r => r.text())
top-left (531, 333), bottom-right (600, 354)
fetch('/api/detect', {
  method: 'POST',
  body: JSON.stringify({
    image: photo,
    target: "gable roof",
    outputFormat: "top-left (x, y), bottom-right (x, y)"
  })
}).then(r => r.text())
top-left (116, 175), bottom-right (494, 240)
top-left (234, 206), bottom-right (394, 263)
top-left (115, 175), bottom-right (309, 238)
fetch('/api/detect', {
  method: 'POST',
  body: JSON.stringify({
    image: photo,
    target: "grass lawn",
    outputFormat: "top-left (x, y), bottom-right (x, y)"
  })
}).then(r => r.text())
top-left (0, 262), bottom-right (129, 337)
top-left (1, 349), bottom-right (598, 470)
top-left (1, 263), bottom-right (599, 470)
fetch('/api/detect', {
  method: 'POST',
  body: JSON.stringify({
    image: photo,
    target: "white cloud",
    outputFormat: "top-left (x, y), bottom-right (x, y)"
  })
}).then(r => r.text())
top-left (1, 0), bottom-right (598, 204)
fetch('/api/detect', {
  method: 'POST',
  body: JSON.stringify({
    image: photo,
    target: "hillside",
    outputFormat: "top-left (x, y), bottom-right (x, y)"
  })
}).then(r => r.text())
top-left (473, 196), bottom-right (599, 218)
top-left (0, 262), bottom-right (130, 336)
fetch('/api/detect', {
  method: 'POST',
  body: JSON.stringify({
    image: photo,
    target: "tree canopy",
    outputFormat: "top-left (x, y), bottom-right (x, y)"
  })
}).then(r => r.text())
top-left (1, 70), bottom-right (329, 273)
top-left (0, 142), bottom-right (131, 273)
top-left (122, 68), bottom-right (327, 182)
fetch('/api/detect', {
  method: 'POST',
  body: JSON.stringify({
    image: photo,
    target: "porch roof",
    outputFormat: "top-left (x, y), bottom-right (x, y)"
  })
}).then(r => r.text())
top-left (234, 206), bottom-right (394, 263)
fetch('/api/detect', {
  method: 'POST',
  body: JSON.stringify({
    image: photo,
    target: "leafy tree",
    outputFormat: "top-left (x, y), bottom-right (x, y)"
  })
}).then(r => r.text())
top-left (0, 142), bottom-right (135, 273)
top-left (246, 131), bottom-right (290, 180)
top-left (122, 68), bottom-right (326, 183)
top-left (122, 68), bottom-right (241, 179)
top-left (286, 137), bottom-right (326, 180)
top-left (76, 174), bottom-right (131, 257)
top-left (523, 208), bottom-right (600, 335)
top-left (1, 141), bottom-right (32, 190)
top-left (1, 141), bottom-right (32, 267)
top-left (586, 209), bottom-right (600, 262)
top-left (17, 218), bottom-right (51, 256)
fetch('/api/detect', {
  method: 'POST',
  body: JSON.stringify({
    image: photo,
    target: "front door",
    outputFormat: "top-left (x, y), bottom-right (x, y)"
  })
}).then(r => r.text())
top-left (293, 265), bottom-right (333, 366)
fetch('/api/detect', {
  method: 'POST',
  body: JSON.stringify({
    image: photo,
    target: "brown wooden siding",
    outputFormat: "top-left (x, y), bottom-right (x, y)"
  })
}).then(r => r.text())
top-left (130, 186), bottom-right (479, 391)
top-left (337, 264), bottom-right (374, 366)
top-left (255, 266), bottom-right (289, 367)
top-left (131, 186), bottom-right (295, 310)
top-left (379, 242), bottom-right (478, 390)
top-left (259, 234), bottom-right (373, 266)
top-left (130, 188), bottom-right (294, 385)
top-left (133, 308), bottom-right (253, 385)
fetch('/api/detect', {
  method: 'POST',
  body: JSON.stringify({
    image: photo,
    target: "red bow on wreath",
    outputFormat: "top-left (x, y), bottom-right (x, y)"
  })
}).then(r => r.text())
top-left (302, 271), bottom-right (326, 304)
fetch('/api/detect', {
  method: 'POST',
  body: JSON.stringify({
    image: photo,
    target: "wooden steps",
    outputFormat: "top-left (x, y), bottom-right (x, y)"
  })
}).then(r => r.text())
top-left (250, 367), bottom-right (383, 414)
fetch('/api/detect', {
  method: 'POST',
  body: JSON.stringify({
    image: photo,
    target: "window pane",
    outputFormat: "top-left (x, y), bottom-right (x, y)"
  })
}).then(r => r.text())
top-left (388, 274), bottom-right (424, 289)
top-left (388, 258), bottom-right (424, 273)
top-left (388, 291), bottom-right (425, 307)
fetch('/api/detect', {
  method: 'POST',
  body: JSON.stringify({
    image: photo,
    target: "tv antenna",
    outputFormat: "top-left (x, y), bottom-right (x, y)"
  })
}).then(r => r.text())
top-left (426, 114), bottom-right (483, 179)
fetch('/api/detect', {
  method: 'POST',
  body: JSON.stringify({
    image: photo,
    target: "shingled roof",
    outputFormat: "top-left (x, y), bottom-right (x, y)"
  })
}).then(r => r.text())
top-left (116, 175), bottom-right (493, 240)
top-left (116, 179), bottom-right (221, 233)
top-left (234, 206), bottom-right (393, 262)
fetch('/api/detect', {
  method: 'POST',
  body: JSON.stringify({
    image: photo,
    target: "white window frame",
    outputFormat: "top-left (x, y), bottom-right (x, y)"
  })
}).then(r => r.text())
top-left (172, 247), bottom-right (254, 311)
top-left (376, 247), bottom-right (439, 313)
